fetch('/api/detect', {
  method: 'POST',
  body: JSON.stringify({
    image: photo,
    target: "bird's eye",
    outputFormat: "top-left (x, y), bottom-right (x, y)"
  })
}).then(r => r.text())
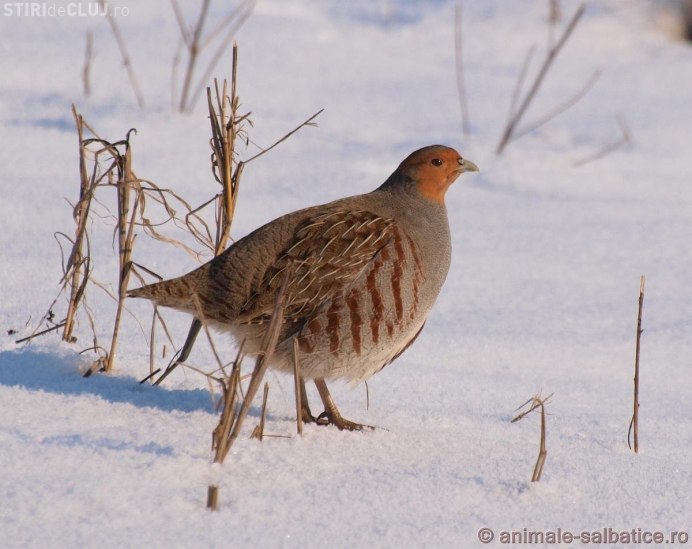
top-left (431, 158), bottom-right (443, 166)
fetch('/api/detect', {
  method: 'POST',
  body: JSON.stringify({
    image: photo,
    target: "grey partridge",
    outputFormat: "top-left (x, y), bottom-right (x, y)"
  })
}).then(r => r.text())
top-left (129, 145), bottom-right (478, 430)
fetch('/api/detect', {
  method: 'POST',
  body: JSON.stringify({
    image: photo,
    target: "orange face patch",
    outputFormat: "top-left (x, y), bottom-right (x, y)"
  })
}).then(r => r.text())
top-left (397, 146), bottom-right (463, 204)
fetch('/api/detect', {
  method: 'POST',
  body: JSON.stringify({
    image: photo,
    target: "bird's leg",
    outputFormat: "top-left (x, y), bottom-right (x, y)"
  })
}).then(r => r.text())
top-left (299, 378), bottom-right (320, 424)
top-left (313, 378), bottom-right (374, 431)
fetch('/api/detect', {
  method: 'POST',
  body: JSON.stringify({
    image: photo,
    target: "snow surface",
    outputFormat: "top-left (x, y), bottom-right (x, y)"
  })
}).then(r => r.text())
top-left (1, 1), bottom-right (691, 547)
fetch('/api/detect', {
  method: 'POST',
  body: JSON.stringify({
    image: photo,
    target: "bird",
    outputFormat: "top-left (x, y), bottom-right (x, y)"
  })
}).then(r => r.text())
top-left (128, 145), bottom-right (478, 430)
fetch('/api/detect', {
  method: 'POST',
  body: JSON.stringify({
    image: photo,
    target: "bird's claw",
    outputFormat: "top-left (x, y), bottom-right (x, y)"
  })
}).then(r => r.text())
top-left (315, 411), bottom-right (374, 432)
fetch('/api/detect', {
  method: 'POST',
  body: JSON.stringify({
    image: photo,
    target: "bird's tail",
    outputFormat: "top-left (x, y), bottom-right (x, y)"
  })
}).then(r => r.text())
top-left (127, 276), bottom-right (197, 312)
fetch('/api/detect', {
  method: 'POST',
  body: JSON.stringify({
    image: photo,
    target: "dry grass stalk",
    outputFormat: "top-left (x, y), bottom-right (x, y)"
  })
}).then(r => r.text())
top-left (98, 0), bottom-right (145, 108)
top-left (215, 272), bottom-right (288, 463)
top-left (188, 3), bottom-right (256, 113)
top-left (512, 392), bottom-right (553, 482)
top-left (548, 0), bottom-right (562, 46)
top-left (628, 275), bottom-right (645, 453)
top-left (532, 402), bottom-right (548, 482)
top-left (251, 382), bottom-right (270, 441)
top-left (573, 114), bottom-right (632, 167)
top-left (206, 485), bottom-right (219, 511)
top-left (103, 133), bottom-right (141, 373)
top-left (549, 0), bottom-right (561, 24)
top-left (292, 337), bottom-right (303, 436)
top-left (506, 45), bottom-right (537, 130)
top-left (509, 68), bottom-right (601, 143)
top-left (173, 0), bottom-right (255, 113)
top-left (15, 320), bottom-right (67, 344)
top-left (243, 109), bottom-right (324, 164)
top-left (211, 353), bottom-right (242, 462)
top-left (43, 113), bottom-right (186, 373)
top-left (175, 0), bottom-right (210, 112)
top-left (496, 3), bottom-right (585, 154)
top-left (454, 2), bottom-right (471, 140)
top-left (26, 107), bottom-right (253, 379)
top-left (83, 31), bottom-right (93, 97)
top-left (62, 106), bottom-right (93, 343)
top-left (146, 304), bottom-right (178, 381)
top-left (207, 44), bottom-right (246, 255)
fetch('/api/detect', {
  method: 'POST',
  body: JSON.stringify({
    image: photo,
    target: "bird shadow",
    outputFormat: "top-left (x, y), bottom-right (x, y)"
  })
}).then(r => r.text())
top-left (0, 348), bottom-right (216, 414)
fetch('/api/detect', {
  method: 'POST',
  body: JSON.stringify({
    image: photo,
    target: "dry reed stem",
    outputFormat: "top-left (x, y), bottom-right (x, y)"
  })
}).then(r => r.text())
top-left (206, 485), bottom-right (219, 511)
top-left (292, 337), bottom-right (303, 436)
top-left (144, 307), bottom-right (177, 382)
top-left (177, 0), bottom-right (210, 112)
top-left (548, 0), bottom-right (562, 47)
top-left (15, 321), bottom-right (67, 344)
top-left (63, 107), bottom-right (92, 343)
top-left (212, 349), bottom-right (242, 462)
top-left (149, 306), bottom-right (158, 379)
top-left (549, 0), bottom-right (561, 24)
top-left (217, 272), bottom-right (288, 462)
top-left (207, 45), bottom-right (244, 255)
top-left (454, 2), bottom-right (471, 140)
top-left (170, 0), bottom-right (191, 49)
top-left (29, 110), bottom-right (227, 381)
top-left (532, 402), bottom-right (548, 482)
top-left (200, 2), bottom-right (253, 51)
top-left (251, 382), bottom-right (270, 441)
top-left (98, 0), bottom-right (145, 108)
top-left (83, 31), bottom-right (93, 97)
top-left (512, 393), bottom-right (553, 482)
top-left (573, 114), bottom-right (632, 167)
top-left (104, 136), bottom-right (140, 372)
top-left (496, 4), bottom-right (585, 154)
top-left (509, 68), bottom-right (601, 143)
top-left (507, 45), bottom-right (537, 125)
top-left (187, 1), bottom-right (256, 112)
top-left (244, 109), bottom-right (324, 165)
top-left (174, 0), bottom-right (255, 113)
top-left (628, 275), bottom-right (645, 453)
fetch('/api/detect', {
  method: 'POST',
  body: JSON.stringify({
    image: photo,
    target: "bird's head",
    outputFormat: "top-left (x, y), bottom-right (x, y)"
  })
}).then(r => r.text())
top-left (393, 145), bottom-right (479, 204)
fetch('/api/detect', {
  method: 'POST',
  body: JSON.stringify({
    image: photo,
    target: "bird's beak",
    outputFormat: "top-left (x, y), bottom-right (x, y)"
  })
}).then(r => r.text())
top-left (458, 158), bottom-right (479, 173)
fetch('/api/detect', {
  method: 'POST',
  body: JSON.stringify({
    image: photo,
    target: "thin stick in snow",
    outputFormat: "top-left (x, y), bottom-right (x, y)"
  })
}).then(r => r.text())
top-left (206, 485), bottom-right (219, 511)
top-left (454, 3), bottom-right (471, 140)
top-left (99, 0), bottom-right (145, 108)
top-left (251, 382), bottom-right (270, 441)
top-left (292, 337), bottom-right (304, 436)
top-left (509, 68), bottom-right (602, 143)
top-left (83, 31), bottom-right (93, 97)
top-left (628, 275), bottom-right (645, 453)
top-left (496, 4), bottom-right (585, 154)
top-left (573, 114), bottom-right (632, 167)
top-left (512, 393), bottom-right (553, 482)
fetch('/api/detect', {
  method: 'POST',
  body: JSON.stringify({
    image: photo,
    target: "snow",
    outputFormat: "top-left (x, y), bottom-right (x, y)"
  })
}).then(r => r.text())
top-left (1, 1), bottom-right (691, 547)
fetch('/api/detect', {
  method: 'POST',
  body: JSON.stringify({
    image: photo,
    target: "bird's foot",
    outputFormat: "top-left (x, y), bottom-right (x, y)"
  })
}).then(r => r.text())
top-left (301, 407), bottom-right (320, 425)
top-left (315, 410), bottom-right (374, 432)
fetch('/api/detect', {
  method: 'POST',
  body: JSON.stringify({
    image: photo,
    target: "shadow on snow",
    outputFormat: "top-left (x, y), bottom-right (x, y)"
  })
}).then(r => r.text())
top-left (0, 348), bottom-right (215, 414)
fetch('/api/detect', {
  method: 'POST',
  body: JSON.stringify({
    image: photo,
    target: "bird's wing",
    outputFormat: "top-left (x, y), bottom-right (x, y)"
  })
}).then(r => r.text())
top-left (236, 209), bottom-right (396, 326)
